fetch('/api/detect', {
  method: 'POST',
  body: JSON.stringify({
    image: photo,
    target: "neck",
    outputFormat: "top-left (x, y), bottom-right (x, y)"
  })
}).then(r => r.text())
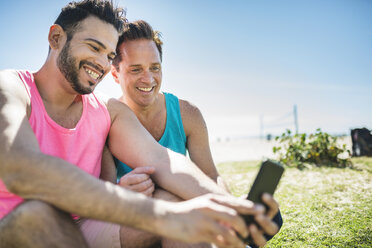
top-left (120, 93), bottom-right (164, 121)
top-left (33, 58), bottom-right (81, 111)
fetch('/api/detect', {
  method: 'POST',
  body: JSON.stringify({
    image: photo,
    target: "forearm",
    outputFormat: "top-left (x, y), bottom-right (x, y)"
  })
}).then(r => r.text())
top-left (107, 100), bottom-right (226, 200)
top-left (217, 175), bottom-right (231, 193)
top-left (150, 149), bottom-right (228, 199)
top-left (2, 151), bottom-right (163, 231)
top-left (108, 128), bottom-right (227, 199)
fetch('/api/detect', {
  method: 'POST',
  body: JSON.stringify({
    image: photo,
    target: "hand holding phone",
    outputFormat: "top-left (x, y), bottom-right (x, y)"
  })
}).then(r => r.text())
top-left (241, 160), bottom-right (284, 244)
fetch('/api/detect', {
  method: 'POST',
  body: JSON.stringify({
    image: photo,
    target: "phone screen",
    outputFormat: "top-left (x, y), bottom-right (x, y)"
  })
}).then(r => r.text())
top-left (247, 160), bottom-right (284, 204)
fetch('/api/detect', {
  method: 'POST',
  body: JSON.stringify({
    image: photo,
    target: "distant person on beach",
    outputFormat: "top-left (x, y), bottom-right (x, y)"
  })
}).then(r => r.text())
top-left (0, 1), bottom-right (279, 248)
top-left (110, 19), bottom-right (282, 247)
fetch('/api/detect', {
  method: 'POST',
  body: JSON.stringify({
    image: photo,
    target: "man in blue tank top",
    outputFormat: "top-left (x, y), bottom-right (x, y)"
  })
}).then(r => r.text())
top-left (109, 20), bottom-right (282, 248)
top-left (111, 20), bottom-right (229, 195)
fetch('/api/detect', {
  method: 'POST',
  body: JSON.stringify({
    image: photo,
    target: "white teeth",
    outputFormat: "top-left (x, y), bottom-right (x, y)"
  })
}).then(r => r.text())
top-left (138, 87), bottom-right (153, 92)
top-left (85, 68), bottom-right (100, 80)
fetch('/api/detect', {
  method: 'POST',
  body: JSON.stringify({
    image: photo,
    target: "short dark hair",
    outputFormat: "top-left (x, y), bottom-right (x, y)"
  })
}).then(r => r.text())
top-left (112, 20), bottom-right (163, 69)
top-left (55, 0), bottom-right (126, 41)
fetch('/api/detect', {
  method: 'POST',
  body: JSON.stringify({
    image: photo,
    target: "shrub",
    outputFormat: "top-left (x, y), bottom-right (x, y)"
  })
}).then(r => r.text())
top-left (273, 129), bottom-right (352, 169)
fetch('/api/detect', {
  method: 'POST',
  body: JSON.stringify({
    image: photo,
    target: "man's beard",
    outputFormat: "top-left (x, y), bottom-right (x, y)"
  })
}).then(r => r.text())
top-left (57, 41), bottom-right (94, 95)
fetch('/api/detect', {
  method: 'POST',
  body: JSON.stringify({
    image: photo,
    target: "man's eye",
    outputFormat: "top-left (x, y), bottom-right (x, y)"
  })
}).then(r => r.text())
top-left (151, 66), bottom-right (160, 72)
top-left (131, 68), bottom-right (141, 73)
top-left (89, 44), bottom-right (99, 51)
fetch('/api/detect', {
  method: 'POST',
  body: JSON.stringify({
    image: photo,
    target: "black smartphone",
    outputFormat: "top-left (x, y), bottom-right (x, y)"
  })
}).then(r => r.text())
top-left (247, 159), bottom-right (284, 205)
top-left (241, 160), bottom-right (284, 244)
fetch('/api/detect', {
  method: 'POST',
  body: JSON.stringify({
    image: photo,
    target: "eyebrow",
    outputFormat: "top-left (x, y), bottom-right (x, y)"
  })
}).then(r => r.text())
top-left (85, 38), bottom-right (116, 57)
top-left (129, 63), bottom-right (161, 67)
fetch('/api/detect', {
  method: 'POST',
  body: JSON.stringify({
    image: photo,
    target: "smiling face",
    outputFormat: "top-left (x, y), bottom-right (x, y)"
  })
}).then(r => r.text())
top-left (112, 39), bottom-right (162, 108)
top-left (57, 16), bottom-right (118, 95)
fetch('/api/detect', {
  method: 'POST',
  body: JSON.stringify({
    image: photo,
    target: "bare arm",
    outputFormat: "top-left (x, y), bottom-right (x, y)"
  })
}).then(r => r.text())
top-left (100, 143), bottom-right (156, 197)
top-left (107, 98), bottom-right (227, 200)
top-left (100, 144), bottom-right (117, 183)
top-left (180, 100), bottom-right (230, 192)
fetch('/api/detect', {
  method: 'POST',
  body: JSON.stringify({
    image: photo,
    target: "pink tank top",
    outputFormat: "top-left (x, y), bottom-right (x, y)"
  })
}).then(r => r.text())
top-left (0, 70), bottom-right (111, 219)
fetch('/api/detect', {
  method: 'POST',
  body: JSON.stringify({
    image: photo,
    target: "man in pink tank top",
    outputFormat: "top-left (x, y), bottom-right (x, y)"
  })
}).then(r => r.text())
top-left (0, 1), bottom-right (280, 248)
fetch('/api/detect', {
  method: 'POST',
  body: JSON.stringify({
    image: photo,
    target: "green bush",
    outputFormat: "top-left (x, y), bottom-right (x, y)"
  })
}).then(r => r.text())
top-left (273, 129), bottom-right (352, 169)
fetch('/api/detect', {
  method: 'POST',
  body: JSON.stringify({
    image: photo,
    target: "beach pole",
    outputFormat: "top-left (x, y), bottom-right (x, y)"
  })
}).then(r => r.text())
top-left (294, 104), bottom-right (299, 134)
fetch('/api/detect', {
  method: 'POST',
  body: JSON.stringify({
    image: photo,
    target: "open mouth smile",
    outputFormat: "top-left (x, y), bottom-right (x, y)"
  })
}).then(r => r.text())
top-left (81, 60), bottom-right (104, 82)
top-left (137, 86), bottom-right (154, 92)
top-left (84, 67), bottom-right (103, 81)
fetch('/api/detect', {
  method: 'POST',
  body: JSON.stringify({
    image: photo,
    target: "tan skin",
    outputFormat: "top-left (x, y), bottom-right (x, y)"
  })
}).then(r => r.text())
top-left (110, 39), bottom-right (279, 247)
top-left (0, 17), bottom-right (278, 248)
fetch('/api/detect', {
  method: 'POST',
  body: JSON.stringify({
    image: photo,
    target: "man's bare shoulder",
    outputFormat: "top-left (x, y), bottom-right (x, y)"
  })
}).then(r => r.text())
top-left (178, 98), bottom-right (206, 134)
top-left (0, 69), bottom-right (22, 88)
top-left (95, 92), bottom-right (134, 122)
top-left (0, 69), bottom-right (29, 106)
top-left (179, 98), bottom-right (203, 121)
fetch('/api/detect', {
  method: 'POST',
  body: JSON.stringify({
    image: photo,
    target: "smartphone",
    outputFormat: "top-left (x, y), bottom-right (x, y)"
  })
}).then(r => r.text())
top-left (241, 160), bottom-right (284, 244)
top-left (247, 159), bottom-right (284, 204)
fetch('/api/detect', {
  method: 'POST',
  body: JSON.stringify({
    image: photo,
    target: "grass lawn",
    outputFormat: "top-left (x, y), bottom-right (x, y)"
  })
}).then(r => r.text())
top-left (217, 157), bottom-right (372, 248)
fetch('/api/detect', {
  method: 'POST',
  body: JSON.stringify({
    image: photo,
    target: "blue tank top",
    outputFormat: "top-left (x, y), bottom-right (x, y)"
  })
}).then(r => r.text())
top-left (115, 92), bottom-right (187, 179)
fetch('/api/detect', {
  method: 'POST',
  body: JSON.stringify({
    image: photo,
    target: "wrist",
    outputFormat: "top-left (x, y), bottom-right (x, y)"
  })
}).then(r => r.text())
top-left (151, 199), bottom-right (179, 236)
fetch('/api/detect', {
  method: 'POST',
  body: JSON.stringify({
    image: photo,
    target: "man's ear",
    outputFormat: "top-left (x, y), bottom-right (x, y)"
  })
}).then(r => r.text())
top-left (111, 65), bottom-right (120, 84)
top-left (48, 24), bottom-right (66, 50)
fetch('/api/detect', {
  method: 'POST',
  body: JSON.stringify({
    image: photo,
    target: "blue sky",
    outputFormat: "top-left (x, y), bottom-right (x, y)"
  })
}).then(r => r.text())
top-left (1, 0), bottom-right (371, 139)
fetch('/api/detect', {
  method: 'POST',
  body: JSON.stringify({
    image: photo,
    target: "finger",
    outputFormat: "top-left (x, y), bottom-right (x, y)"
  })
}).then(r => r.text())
top-left (239, 194), bottom-right (248, 199)
top-left (222, 226), bottom-right (246, 248)
top-left (261, 193), bottom-right (279, 219)
top-left (249, 224), bottom-right (267, 247)
top-left (118, 176), bottom-right (130, 187)
top-left (140, 183), bottom-right (155, 197)
top-left (122, 173), bottom-right (151, 185)
top-left (130, 178), bottom-right (154, 192)
top-left (119, 183), bottom-right (141, 192)
top-left (123, 180), bottom-right (153, 193)
top-left (131, 166), bottom-right (155, 175)
top-left (255, 214), bottom-right (279, 236)
top-left (210, 194), bottom-right (257, 216)
top-left (203, 202), bottom-right (248, 239)
top-left (204, 219), bottom-right (245, 248)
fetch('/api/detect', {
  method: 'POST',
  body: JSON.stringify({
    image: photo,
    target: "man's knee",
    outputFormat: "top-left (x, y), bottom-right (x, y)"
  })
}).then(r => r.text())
top-left (0, 200), bottom-right (88, 248)
top-left (0, 200), bottom-right (74, 237)
top-left (9, 200), bottom-right (70, 225)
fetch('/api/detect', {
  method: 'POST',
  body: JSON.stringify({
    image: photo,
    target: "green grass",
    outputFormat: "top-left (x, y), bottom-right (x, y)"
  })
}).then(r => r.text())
top-left (217, 157), bottom-right (372, 247)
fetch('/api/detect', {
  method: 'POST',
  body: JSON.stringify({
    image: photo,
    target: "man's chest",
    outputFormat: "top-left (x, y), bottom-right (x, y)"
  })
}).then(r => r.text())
top-left (140, 110), bottom-right (167, 142)
top-left (43, 101), bottom-right (83, 129)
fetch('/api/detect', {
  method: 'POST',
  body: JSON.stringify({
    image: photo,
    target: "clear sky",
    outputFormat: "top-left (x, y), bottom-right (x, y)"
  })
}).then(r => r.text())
top-left (1, 0), bottom-right (371, 139)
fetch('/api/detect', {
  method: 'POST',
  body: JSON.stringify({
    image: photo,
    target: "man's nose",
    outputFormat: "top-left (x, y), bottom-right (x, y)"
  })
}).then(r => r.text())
top-left (141, 70), bottom-right (153, 83)
top-left (96, 54), bottom-right (111, 73)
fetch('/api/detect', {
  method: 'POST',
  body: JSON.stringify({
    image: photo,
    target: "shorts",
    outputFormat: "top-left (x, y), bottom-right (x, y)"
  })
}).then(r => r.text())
top-left (77, 218), bottom-right (121, 248)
